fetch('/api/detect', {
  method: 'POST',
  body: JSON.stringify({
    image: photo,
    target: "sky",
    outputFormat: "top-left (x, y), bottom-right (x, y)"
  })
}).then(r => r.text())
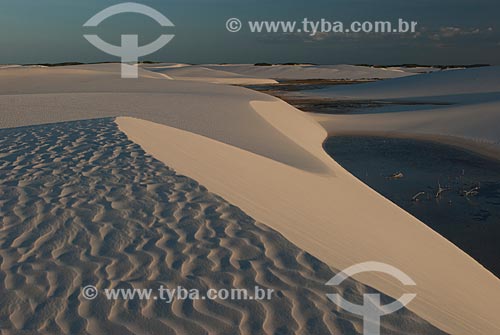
top-left (0, 0), bottom-right (499, 65)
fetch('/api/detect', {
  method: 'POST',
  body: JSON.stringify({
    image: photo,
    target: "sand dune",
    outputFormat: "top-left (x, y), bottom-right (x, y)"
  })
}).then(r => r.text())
top-left (1, 64), bottom-right (499, 334)
top-left (0, 65), bottom-right (48, 69)
top-left (142, 63), bottom-right (418, 81)
top-left (307, 66), bottom-right (500, 100)
top-left (142, 64), bottom-right (278, 85)
top-left (202, 64), bottom-right (415, 80)
top-left (0, 119), bottom-right (444, 334)
top-left (0, 65), bottom-right (324, 172)
top-left (307, 66), bottom-right (500, 159)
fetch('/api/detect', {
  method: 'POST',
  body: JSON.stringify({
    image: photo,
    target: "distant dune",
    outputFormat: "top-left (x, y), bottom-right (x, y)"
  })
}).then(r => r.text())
top-left (307, 66), bottom-right (500, 160)
top-left (202, 64), bottom-right (416, 80)
top-left (142, 64), bottom-right (278, 85)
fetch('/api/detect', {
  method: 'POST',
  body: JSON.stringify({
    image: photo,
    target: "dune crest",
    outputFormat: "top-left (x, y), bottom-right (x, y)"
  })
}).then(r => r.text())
top-left (308, 66), bottom-right (500, 159)
top-left (1, 64), bottom-right (499, 334)
top-left (118, 101), bottom-right (500, 335)
top-left (0, 119), bottom-right (444, 334)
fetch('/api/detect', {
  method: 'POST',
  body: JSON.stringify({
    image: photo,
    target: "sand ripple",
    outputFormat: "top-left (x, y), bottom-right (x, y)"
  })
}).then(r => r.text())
top-left (0, 119), bottom-right (445, 334)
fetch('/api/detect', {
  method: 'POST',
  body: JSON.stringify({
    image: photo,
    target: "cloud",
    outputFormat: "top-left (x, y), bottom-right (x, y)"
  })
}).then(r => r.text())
top-left (254, 24), bottom-right (497, 47)
top-left (429, 26), bottom-right (493, 41)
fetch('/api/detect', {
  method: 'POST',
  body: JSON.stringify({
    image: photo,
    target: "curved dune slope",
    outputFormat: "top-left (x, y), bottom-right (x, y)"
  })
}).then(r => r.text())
top-left (0, 64), bottom-right (325, 173)
top-left (0, 118), bottom-right (444, 335)
top-left (307, 66), bottom-right (500, 159)
top-left (1, 64), bottom-right (499, 335)
top-left (142, 64), bottom-right (278, 85)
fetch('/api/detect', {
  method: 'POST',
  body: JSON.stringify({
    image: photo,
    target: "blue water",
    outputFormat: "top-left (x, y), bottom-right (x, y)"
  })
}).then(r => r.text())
top-left (324, 136), bottom-right (500, 277)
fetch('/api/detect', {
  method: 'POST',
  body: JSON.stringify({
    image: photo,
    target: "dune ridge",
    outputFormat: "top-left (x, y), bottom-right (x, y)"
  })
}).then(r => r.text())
top-left (139, 63), bottom-right (417, 84)
top-left (307, 67), bottom-right (500, 159)
top-left (200, 64), bottom-right (416, 80)
top-left (142, 64), bottom-right (278, 85)
top-left (1, 64), bottom-right (499, 334)
top-left (0, 119), bottom-right (445, 334)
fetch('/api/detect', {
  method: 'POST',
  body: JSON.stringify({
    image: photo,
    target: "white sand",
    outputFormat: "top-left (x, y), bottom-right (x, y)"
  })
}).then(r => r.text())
top-left (2, 118), bottom-right (442, 334)
top-left (306, 66), bottom-right (500, 159)
top-left (141, 64), bottom-right (278, 85)
top-left (142, 63), bottom-right (418, 81)
top-left (202, 64), bottom-right (416, 80)
top-left (306, 66), bottom-right (500, 99)
top-left (0, 64), bottom-right (48, 69)
top-left (1, 64), bottom-right (500, 334)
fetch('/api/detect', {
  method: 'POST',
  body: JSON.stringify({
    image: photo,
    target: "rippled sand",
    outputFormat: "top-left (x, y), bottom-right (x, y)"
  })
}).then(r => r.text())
top-left (0, 119), bottom-right (445, 334)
